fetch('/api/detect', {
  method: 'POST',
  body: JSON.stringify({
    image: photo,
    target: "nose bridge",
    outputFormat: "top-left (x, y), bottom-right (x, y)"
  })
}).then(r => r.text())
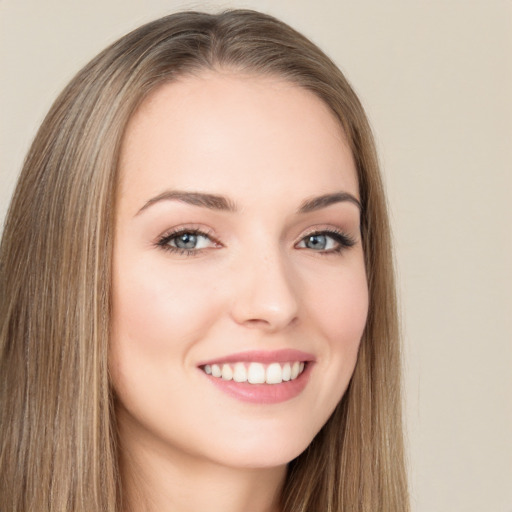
top-left (230, 237), bottom-right (299, 330)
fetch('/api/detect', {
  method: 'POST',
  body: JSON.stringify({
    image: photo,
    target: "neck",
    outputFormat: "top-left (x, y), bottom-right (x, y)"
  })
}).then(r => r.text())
top-left (119, 433), bottom-right (286, 512)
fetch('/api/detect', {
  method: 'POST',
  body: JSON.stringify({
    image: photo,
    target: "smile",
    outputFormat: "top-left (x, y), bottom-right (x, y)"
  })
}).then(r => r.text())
top-left (198, 349), bottom-right (314, 404)
top-left (202, 361), bottom-right (306, 384)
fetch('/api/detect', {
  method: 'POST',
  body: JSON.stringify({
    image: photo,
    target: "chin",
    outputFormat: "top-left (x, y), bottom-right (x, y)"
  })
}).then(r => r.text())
top-left (197, 418), bottom-right (323, 470)
top-left (210, 443), bottom-right (307, 470)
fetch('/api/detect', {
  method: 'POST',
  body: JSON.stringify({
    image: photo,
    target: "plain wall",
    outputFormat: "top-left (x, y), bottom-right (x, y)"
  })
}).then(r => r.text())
top-left (1, 1), bottom-right (511, 511)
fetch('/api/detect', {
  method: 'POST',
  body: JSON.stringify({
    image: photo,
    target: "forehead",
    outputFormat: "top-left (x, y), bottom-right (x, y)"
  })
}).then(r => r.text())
top-left (118, 71), bottom-right (358, 211)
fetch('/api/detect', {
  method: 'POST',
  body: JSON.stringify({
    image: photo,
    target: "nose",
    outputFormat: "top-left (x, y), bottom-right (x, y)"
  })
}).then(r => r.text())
top-left (229, 247), bottom-right (299, 332)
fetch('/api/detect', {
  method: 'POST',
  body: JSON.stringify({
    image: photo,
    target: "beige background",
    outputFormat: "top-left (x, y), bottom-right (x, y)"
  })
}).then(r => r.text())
top-left (1, 1), bottom-right (511, 510)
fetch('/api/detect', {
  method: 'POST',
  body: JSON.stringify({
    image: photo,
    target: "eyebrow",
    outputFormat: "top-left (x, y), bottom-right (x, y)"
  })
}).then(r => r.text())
top-left (297, 192), bottom-right (362, 213)
top-left (136, 190), bottom-right (237, 215)
top-left (136, 190), bottom-right (361, 216)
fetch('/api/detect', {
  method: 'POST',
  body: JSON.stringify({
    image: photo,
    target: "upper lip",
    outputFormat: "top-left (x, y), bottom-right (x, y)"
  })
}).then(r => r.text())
top-left (197, 349), bottom-right (315, 367)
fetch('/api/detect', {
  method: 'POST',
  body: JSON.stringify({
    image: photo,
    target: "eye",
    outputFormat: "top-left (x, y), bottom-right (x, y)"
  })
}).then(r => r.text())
top-left (296, 230), bottom-right (355, 253)
top-left (169, 232), bottom-right (211, 250)
top-left (156, 228), bottom-right (218, 255)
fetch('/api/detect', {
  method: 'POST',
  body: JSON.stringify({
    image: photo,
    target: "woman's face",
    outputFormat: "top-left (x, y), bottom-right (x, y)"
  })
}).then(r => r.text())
top-left (110, 72), bottom-right (368, 470)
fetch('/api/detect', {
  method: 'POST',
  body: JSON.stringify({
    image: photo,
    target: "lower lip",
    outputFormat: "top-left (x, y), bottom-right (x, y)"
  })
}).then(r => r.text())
top-left (201, 363), bottom-right (313, 404)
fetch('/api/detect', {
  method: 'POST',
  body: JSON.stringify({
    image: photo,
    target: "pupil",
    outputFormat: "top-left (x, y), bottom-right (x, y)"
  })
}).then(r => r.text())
top-left (176, 233), bottom-right (197, 249)
top-left (307, 234), bottom-right (327, 250)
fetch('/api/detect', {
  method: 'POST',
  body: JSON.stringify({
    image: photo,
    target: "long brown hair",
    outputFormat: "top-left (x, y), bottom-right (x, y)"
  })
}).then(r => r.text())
top-left (0, 10), bottom-right (408, 511)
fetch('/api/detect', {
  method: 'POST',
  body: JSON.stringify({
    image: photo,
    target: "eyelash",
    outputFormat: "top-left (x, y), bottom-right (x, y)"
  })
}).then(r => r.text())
top-left (155, 227), bottom-right (356, 257)
top-left (155, 227), bottom-right (219, 257)
top-left (299, 228), bottom-right (356, 255)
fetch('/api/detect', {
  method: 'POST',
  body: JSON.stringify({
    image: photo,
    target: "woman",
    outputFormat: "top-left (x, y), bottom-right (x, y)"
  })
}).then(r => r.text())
top-left (0, 9), bottom-right (408, 512)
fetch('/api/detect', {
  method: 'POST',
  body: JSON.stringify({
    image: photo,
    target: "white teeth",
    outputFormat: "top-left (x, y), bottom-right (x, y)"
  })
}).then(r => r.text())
top-left (266, 362), bottom-right (283, 384)
top-left (203, 360), bottom-right (307, 385)
top-left (282, 363), bottom-right (291, 381)
top-left (221, 364), bottom-right (233, 380)
top-left (291, 362), bottom-right (300, 379)
top-left (247, 362), bottom-right (266, 384)
top-left (233, 362), bottom-right (247, 382)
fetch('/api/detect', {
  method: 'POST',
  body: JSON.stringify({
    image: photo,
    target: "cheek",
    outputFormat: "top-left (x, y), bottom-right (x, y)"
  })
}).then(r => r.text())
top-left (109, 256), bottom-right (224, 375)
top-left (303, 260), bottom-right (369, 402)
top-left (306, 260), bottom-right (369, 352)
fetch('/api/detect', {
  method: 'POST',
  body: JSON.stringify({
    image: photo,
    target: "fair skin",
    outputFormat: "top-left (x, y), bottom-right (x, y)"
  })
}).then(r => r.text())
top-left (110, 71), bottom-right (369, 512)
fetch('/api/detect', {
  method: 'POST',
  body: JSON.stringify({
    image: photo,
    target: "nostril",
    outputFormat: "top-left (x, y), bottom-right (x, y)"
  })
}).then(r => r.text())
top-left (244, 318), bottom-right (272, 327)
top-left (241, 315), bottom-right (298, 330)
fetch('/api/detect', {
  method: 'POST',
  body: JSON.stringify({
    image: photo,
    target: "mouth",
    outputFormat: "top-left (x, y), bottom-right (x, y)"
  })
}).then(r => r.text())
top-left (197, 350), bottom-right (314, 404)
top-left (201, 361), bottom-right (306, 385)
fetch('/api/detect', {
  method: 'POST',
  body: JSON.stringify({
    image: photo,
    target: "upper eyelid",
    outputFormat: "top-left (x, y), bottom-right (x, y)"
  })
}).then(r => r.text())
top-left (296, 229), bottom-right (356, 246)
top-left (154, 227), bottom-right (217, 253)
top-left (166, 230), bottom-right (214, 242)
top-left (156, 226), bottom-right (356, 252)
top-left (155, 224), bottom-right (357, 240)
top-left (300, 226), bottom-right (349, 236)
top-left (296, 225), bottom-right (359, 240)
top-left (157, 225), bottom-right (217, 240)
